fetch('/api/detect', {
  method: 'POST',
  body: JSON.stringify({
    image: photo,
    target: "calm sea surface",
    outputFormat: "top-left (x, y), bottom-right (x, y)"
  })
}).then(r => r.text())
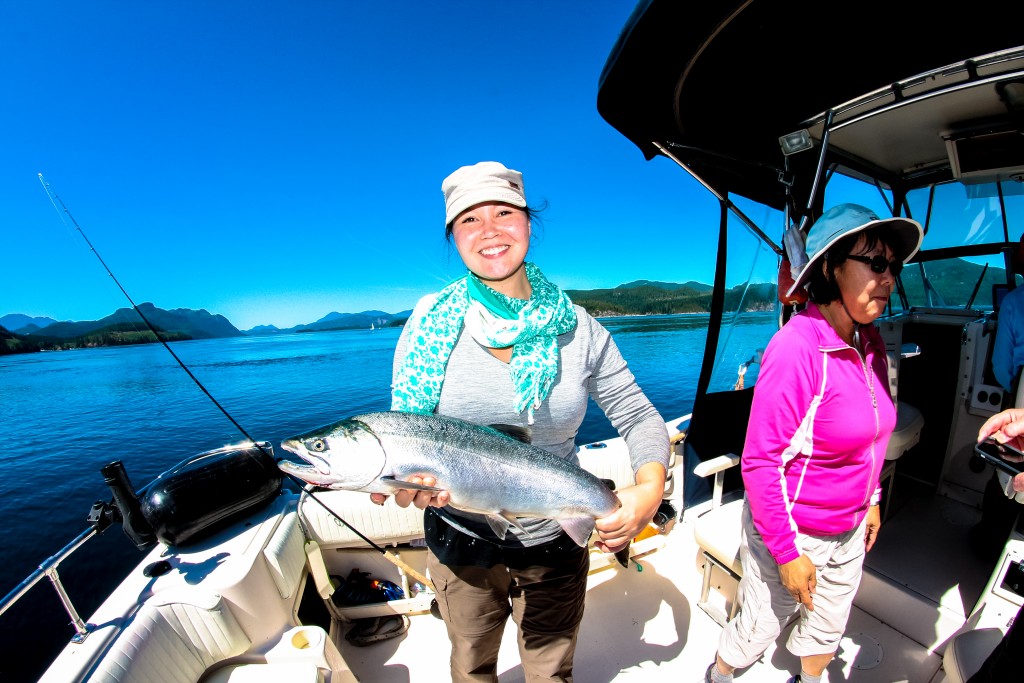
top-left (0, 312), bottom-right (776, 681)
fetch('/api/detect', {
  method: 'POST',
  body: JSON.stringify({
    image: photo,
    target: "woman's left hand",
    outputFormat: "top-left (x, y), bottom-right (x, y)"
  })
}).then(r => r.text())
top-left (864, 504), bottom-right (881, 552)
top-left (594, 462), bottom-right (666, 554)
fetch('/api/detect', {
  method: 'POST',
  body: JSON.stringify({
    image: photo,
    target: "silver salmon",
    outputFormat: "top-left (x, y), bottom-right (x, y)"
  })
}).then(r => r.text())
top-left (278, 411), bottom-right (621, 547)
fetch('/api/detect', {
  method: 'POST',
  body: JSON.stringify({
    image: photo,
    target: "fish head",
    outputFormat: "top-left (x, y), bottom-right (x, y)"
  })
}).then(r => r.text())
top-left (278, 418), bottom-right (386, 490)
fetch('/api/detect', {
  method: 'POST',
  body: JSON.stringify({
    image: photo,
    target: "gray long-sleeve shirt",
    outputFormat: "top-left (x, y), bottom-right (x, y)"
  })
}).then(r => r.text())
top-left (392, 295), bottom-right (669, 546)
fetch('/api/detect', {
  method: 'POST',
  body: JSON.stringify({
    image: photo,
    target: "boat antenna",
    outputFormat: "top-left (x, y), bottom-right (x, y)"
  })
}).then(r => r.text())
top-left (36, 173), bottom-right (435, 589)
top-left (37, 173), bottom-right (264, 449)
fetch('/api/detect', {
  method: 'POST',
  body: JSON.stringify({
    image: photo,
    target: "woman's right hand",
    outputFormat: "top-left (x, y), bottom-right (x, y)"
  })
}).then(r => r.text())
top-left (369, 475), bottom-right (450, 510)
top-left (779, 554), bottom-right (817, 611)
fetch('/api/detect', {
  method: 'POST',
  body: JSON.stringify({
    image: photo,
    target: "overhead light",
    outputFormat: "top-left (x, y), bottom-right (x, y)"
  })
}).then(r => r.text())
top-left (997, 81), bottom-right (1024, 113)
top-left (779, 129), bottom-right (813, 155)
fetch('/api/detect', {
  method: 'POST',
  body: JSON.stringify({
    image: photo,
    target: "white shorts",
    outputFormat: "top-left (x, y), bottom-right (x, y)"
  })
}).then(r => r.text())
top-left (717, 500), bottom-right (867, 667)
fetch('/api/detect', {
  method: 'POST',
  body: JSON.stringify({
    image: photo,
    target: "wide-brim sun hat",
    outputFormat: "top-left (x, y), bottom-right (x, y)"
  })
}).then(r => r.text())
top-left (786, 203), bottom-right (924, 298)
top-left (442, 161), bottom-right (527, 225)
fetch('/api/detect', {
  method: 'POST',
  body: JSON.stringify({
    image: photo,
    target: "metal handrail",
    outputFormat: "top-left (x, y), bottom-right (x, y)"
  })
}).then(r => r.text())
top-left (0, 526), bottom-right (97, 640)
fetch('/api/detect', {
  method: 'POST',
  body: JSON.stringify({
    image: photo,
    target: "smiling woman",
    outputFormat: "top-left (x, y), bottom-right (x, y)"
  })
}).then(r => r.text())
top-left (443, 161), bottom-right (534, 298)
top-left (384, 160), bottom-right (671, 682)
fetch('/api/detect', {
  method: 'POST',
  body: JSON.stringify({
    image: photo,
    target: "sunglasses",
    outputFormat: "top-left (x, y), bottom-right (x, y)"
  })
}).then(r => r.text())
top-left (846, 254), bottom-right (903, 277)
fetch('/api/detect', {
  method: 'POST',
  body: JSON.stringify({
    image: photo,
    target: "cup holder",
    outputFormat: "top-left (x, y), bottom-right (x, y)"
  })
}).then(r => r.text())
top-left (290, 626), bottom-right (323, 650)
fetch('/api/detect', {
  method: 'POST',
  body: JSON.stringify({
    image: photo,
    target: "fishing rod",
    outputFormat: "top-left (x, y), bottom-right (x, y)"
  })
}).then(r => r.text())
top-left (39, 175), bottom-right (262, 448)
top-left (37, 173), bottom-right (434, 591)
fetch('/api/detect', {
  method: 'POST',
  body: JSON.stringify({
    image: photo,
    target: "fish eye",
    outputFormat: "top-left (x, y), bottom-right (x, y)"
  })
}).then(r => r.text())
top-left (311, 439), bottom-right (326, 452)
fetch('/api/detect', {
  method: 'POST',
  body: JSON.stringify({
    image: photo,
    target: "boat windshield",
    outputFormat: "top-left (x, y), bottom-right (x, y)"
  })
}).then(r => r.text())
top-left (707, 175), bottom-right (1024, 400)
top-left (824, 175), bottom-right (1024, 312)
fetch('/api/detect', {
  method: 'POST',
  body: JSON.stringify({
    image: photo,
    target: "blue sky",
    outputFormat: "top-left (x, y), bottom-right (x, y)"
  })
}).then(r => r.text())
top-left (3, 1), bottom-right (726, 330)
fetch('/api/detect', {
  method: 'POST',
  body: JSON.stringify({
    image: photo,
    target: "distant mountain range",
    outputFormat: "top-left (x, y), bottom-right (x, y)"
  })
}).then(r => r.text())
top-left (1, 279), bottom-right (767, 355)
top-left (246, 310), bottom-right (410, 336)
top-left (566, 279), bottom-right (774, 316)
top-left (0, 313), bottom-right (59, 334)
top-left (0, 306), bottom-right (411, 338)
top-left (4, 257), bottom-right (1010, 356)
top-left (0, 304), bottom-right (415, 355)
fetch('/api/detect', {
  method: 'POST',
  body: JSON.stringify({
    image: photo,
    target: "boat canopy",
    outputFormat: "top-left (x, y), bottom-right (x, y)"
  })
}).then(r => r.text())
top-left (599, 1), bottom-right (1024, 499)
top-left (598, 0), bottom-right (1024, 216)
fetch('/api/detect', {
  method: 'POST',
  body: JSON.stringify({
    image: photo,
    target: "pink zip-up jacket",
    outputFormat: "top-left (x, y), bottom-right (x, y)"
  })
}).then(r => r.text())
top-left (742, 303), bottom-right (895, 565)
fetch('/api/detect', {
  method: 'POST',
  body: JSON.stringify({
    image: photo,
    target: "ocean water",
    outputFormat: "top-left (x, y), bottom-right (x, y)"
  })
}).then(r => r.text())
top-left (0, 312), bottom-right (777, 681)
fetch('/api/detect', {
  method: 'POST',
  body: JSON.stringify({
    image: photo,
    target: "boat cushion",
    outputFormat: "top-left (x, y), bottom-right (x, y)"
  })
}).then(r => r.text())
top-left (262, 511), bottom-right (306, 600)
top-left (942, 627), bottom-right (1004, 683)
top-left (202, 663), bottom-right (322, 683)
top-left (693, 499), bottom-right (744, 576)
top-left (298, 490), bottom-right (426, 548)
top-left (886, 401), bottom-right (923, 460)
top-left (86, 597), bottom-right (250, 683)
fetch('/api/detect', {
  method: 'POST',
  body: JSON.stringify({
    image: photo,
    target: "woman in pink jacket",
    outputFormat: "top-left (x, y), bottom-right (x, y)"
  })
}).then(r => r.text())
top-left (707, 204), bottom-right (923, 683)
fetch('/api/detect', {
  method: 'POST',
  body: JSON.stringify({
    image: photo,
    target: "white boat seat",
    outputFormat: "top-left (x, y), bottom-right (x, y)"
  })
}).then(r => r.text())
top-left (202, 623), bottom-right (356, 683)
top-left (84, 591), bottom-right (342, 683)
top-left (693, 496), bottom-right (744, 578)
top-left (880, 401), bottom-right (925, 521)
top-left (86, 595), bottom-right (251, 683)
top-left (298, 490), bottom-right (426, 548)
top-left (942, 627), bottom-right (1004, 683)
top-left (203, 663), bottom-right (322, 683)
top-left (578, 427), bottom-right (681, 496)
top-left (886, 401), bottom-right (924, 461)
top-left (262, 510), bottom-right (307, 600)
top-left (692, 453), bottom-right (743, 627)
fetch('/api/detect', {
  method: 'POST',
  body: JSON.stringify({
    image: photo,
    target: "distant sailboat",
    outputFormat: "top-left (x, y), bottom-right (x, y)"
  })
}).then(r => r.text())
top-left (370, 323), bottom-right (375, 331)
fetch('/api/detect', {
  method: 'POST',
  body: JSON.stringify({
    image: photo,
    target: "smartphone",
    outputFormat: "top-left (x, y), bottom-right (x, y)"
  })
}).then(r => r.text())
top-left (974, 438), bottom-right (1024, 477)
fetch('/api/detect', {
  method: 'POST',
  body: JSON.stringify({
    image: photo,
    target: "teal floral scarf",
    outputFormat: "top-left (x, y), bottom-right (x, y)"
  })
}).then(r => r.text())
top-left (392, 262), bottom-right (577, 424)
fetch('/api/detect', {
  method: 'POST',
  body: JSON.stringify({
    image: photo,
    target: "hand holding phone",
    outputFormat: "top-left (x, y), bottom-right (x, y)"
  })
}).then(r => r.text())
top-left (974, 438), bottom-right (1024, 477)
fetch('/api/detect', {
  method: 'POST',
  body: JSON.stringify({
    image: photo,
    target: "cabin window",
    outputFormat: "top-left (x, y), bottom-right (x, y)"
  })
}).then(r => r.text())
top-left (706, 202), bottom-right (783, 394)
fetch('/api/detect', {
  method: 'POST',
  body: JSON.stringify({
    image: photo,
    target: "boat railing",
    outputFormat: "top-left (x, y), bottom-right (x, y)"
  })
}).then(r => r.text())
top-left (0, 448), bottom-right (265, 644)
top-left (0, 525), bottom-right (97, 642)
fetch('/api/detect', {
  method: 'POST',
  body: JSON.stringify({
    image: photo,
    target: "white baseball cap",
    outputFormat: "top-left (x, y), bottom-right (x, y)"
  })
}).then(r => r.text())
top-left (442, 161), bottom-right (527, 226)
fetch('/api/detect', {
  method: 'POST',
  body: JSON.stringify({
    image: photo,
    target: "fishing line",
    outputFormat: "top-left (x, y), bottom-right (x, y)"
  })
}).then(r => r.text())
top-left (38, 173), bottom-right (261, 448)
top-left (37, 173), bottom-right (434, 589)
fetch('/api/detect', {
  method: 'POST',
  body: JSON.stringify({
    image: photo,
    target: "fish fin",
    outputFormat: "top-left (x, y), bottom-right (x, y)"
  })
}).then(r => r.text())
top-left (559, 517), bottom-right (596, 548)
top-left (484, 515), bottom-right (510, 540)
top-left (499, 512), bottom-right (529, 535)
top-left (378, 476), bottom-right (444, 492)
top-left (483, 512), bottom-right (529, 540)
top-left (488, 424), bottom-right (532, 444)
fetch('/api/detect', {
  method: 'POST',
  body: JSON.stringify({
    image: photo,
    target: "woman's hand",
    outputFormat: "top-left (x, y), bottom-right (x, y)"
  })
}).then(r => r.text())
top-left (369, 475), bottom-right (450, 510)
top-left (593, 462), bottom-right (666, 554)
top-left (864, 504), bottom-right (881, 552)
top-left (978, 408), bottom-right (1024, 452)
top-left (779, 554), bottom-right (817, 611)
top-left (977, 408), bottom-right (1024, 502)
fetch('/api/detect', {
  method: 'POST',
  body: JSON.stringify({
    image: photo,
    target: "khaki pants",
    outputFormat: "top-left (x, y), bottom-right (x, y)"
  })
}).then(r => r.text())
top-left (718, 502), bottom-right (867, 668)
top-left (427, 543), bottom-right (589, 682)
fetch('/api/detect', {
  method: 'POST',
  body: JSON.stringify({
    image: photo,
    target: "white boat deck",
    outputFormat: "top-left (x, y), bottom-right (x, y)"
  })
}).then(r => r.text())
top-left (37, 420), bottom-right (1021, 683)
top-left (331, 495), bottom-right (952, 683)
